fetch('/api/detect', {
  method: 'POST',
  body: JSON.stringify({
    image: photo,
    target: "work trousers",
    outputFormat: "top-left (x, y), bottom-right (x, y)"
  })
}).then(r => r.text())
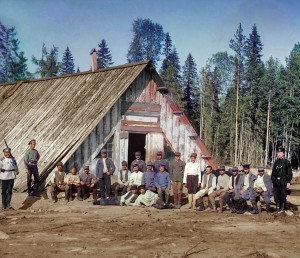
top-left (27, 164), bottom-right (39, 194)
top-left (209, 191), bottom-right (226, 208)
top-left (172, 181), bottom-right (183, 194)
top-left (99, 174), bottom-right (111, 198)
top-left (273, 185), bottom-right (287, 204)
top-left (1, 179), bottom-right (14, 209)
top-left (187, 175), bottom-right (199, 194)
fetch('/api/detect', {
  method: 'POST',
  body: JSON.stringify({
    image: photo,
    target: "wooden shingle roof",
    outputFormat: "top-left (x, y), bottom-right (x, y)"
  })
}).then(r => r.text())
top-left (0, 61), bottom-right (150, 191)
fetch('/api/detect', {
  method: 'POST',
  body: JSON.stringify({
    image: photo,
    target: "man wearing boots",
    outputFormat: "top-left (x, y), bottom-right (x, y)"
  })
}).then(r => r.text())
top-left (195, 165), bottom-right (217, 212)
top-left (250, 166), bottom-right (273, 214)
top-left (224, 167), bottom-right (241, 213)
top-left (65, 166), bottom-right (82, 202)
top-left (80, 165), bottom-right (98, 201)
top-left (141, 162), bottom-right (156, 192)
top-left (49, 162), bottom-right (68, 203)
top-left (183, 153), bottom-right (201, 209)
top-left (208, 166), bottom-right (229, 213)
top-left (24, 139), bottom-right (40, 196)
top-left (235, 164), bottom-right (256, 214)
top-left (271, 146), bottom-right (292, 213)
top-left (0, 148), bottom-right (19, 210)
top-left (115, 161), bottom-right (131, 197)
top-left (169, 152), bottom-right (185, 208)
top-left (155, 164), bottom-right (171, 205)
top-left (96, 148), bottom-right (115, 199)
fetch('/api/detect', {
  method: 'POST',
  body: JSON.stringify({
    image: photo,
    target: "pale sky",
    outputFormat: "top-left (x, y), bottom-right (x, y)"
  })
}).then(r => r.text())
top-left (0, 0), bottom-right (299, 73)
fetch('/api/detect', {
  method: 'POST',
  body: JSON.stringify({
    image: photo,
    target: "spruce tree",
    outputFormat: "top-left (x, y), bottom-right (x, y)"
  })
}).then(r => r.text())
top-left (60, 46), bottom-right (75, 75)
top-left (97, 39), bottom-right (113, 69)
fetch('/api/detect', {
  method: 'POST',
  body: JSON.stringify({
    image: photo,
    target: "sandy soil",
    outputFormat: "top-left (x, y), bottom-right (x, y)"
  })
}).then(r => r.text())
top-left (1, 190), bottom-right (300, 258)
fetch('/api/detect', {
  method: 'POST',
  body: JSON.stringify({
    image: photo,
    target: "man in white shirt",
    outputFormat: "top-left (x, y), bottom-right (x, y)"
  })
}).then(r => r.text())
top-left (195, 166), bottom-right (217, 211)
top-left (183, 153), bottom-right (201, 209)
top-left (134, 185), bottom-right (159, 207)
top-left (250, 166), bottom-right (273, 214)
top-left (129, 164), bottom-right (143, 187)
top-left (115, 161), bottom-right (131, 197)
top-left (49, 162), bottom-right (68, 203)
top-left (0, 148), bottom-right (19, 210)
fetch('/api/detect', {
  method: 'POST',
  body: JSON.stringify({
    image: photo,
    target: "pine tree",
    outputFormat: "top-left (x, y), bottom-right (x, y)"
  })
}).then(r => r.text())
top-left (182, 53), bottom-right (199, 122)
top-left (127, 18), bottom-right (164, 68)
top-left (60, 46), bottom-right (75, 75)
top-left (0, 21), bottom-right (28, 82)
top-left (163, 32), bottom-right (172, 59)
top-left (32, 43), bottom-right (60, 78)
top-left (97, 39), bottom-right (113, 69)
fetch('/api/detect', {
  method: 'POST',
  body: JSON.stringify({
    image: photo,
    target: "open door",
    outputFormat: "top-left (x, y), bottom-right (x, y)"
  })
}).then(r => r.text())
top-left (128, 133), bottom-right (146, 167)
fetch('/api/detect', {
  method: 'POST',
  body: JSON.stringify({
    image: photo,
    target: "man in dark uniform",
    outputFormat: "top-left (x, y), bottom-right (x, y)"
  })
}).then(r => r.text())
top-left (24, 139), bottom-right (40, 196)
top-left (96, 149), bottom-right (115, 199)
top-left (271, 146), bottom-right (292, 213)
top-left (130, 151), bottom-right (146, 172)
top-left (153, 151), bottom-right (169, 173)
top-left (224, 167), bottom-right (241, 213)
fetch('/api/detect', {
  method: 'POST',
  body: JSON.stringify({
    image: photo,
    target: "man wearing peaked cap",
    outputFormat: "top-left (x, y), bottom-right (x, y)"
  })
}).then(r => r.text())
top-left (153, 151), bottom-right (170, 173)
top-left (169, 152), bottom-right (186, 208)
top-left (250, 166), bottom-right (273, 214)
top-left (120, 184), bottom-right (139, 206)
top-left (24, 139), bottom-right (40, 196)
top-left (80, 165), bottom-right (98, 201)
top-left (130, 151), bottom-right (146, 172)
top-left (141, 161), bottom-right (156, 192)
top-left (115, 161), bottom-right (131, 197)
top-left (49, 161), bottom-right (68, 203)
top-left (271, 145), bottom-right (292, 213)
top-left (235, 164), bottom-right (256, 214)
top-left (96, 148), bottom-right (115, 199)
top-left (224, 167), bottom-right (241, 213)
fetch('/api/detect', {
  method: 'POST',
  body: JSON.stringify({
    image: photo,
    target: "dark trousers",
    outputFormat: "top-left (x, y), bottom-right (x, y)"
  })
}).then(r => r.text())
top-left (81, 184), bottom-right (97, 200)
top-left (99, 174), bottom-right (111, 198)
top-left (67, 184), bottom-right (81, 200)
top-left (187, 175), bottom-right (198, 194)
top-left (2, 179), bottom-right (14, 209)
top-left (224, 191), bottom-right (236, 210)
top-left (115, 184), bottom-right (127, 196)
top-left (27, 165), bottom-right (39, 194)
top-left (273, 185), bottom-right (287, 204)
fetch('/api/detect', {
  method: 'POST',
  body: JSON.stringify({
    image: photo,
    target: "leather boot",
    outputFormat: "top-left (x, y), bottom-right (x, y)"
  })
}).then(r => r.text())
top-left (51, 192), bottom-right (56, 203)
top-left (165, 191), bottom-right (170, 205)
top-left (173, 193), bottom-right (178, 206)
top-left (77, 186), bottom-right (83, 201)
top-left (236, 200), bottom-right (244, 214)
top-left (196, 197), bottom-right (205, 211)
top-left (192, 194), bottom-right (196, 209)
top-left (250, 201), bottom-right (259, 214)
top-left (188, 194), bottom-right (193, 209)
top-left (92, 188), bottom-right (97, 201)
top-left (276, 203), bottom-right (280, 212)
top-left (65, 189), bottom-right (69, 203)
top-left (177, 193), bottom-right (182, 208)
top-left (82, 186), bottom-right (87, 200)
top-left (266, 204), bottom-right (271, 214)
top-left (279, 202), bottom-right (285, 213)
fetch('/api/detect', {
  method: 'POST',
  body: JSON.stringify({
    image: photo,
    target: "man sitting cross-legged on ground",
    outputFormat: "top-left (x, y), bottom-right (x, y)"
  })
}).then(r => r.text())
top-left (250, 166), bottom-right (273, 214)
top-left (195, 165), bottom-right (217, 212)
top-left (120, 185), bottom-right (139, 206)
top-left (208, 166), bottom-right (230, 213)
top-left (80, 165), bottom-right (98, 201)
top-left (49, 162), bottom-right (68, 203)
top-left (65, 166), bottom-right (83, 202)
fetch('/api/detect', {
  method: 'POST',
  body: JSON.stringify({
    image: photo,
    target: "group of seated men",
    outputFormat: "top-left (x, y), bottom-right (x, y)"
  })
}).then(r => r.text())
top-left (49, 149), bottom-right (290, 214)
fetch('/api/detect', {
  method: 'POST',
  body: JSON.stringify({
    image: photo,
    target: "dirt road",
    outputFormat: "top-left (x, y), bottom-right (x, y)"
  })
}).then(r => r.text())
top-left (0, 195), bottom-right (300, 258)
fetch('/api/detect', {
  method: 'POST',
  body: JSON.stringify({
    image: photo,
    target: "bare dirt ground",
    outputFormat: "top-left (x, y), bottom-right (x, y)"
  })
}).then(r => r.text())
top-left (1, 187), bottom-right (300, 258)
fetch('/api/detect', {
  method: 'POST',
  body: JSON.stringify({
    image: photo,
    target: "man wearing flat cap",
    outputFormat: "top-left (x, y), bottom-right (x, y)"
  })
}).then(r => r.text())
top-left (169, 152), bottom-right (186, 208)
top-left (141, 162), bottom-right (156, 192)
top-left (120, 185), bottom-right (139, 206)
top-left (24, 139), bottom-right (40, 196)
top-left (235, 164), bottom-right (256, 214)
top-left (208, 166), bottom-right (229, 213)
top-left (128, 164), bottom-right (143, 187)
top-left (250, 167), bottom-right (273, 214)
top-left (49, 162), bottom-right (68, 203)
top-left (0, 148), bottom-right (19, 209)
top-left (80, 165), bottom-right (98, 201)
top-left (130, 151), bottom-right (146, 172)
top-left (155, 164), bottom-right (171, 205)
top-left (183, 153), bottom-right (201, 209)
top-left (153, 151), bottom-right (170, 173)
top-left (271, 146), bottom-right (292, 213)
top-left (115, 161), bottom-right (131, 197)
top-left (96, 148), bottom-right (115, 199)
top-left (224, 167), bottom-right (241, 213)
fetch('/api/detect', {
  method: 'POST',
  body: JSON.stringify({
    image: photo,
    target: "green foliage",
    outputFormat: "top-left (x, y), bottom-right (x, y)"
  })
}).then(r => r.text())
top-left (32, 43), bottom-right (60, 78)
top-left (97, 39), bottom-right (113, 69)
top-left (60, 46), bottom-right (75, 75)
top-left (127, 18), bottom-right (165, 68)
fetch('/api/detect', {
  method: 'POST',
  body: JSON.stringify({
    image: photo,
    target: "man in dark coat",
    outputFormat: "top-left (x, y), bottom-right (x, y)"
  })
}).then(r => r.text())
top-left (250, 166), bottom-right (273, 214)
top-left (153, 151), bottom-right (169, 173)
top-left (96, 149), bottom-right (115, 199)
top-left (271, 146), bottom-right (292, 213)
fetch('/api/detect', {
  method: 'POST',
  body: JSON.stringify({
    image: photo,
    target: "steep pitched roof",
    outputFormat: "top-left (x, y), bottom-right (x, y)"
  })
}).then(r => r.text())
top-left (0, 61), bottom-right (151, 191)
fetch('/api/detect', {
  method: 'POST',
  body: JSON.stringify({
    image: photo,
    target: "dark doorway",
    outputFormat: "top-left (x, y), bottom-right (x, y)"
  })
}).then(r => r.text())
top-left (128, 133), bottom-right (146, 167)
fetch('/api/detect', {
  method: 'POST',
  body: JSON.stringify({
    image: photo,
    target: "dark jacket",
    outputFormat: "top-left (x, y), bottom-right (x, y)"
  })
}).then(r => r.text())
top-left (235, 173), bottom-right (256, 194)
top-left (96, 158), bottom-right (116, 178)
top-left (169, 160), bottom-right (186, 181)
top-left (271, 158), bottom-right (292, 186)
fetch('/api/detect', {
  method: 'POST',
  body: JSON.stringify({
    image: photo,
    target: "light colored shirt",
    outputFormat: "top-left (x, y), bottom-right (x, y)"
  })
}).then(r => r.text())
top-left (228, 175), bottom-right (238, 190)
top-left (243, 173), bottom-right (250, 190)
top-left (254, 175), bottom-right (267, 192)
top-left (120, 192), bottom-right (138, 206)
top-left (102, 158), bottom-right (108, 173)
top-left (0, 157), bottom-right (18, 180)
top-left (129, 171), bottom-right (143, 186)
top-left (64, 174), bottom-right (80, 184)
top-left (134, 190), bottom-right (159, 207)
top-left (183, 161), bottom-right (201, 184)
top-left (216, 174), bottom-right (230, 191)
top-left (50, 171), bottom-right (66, 184)
top-left (117, 170), bottom-right (131, 185)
